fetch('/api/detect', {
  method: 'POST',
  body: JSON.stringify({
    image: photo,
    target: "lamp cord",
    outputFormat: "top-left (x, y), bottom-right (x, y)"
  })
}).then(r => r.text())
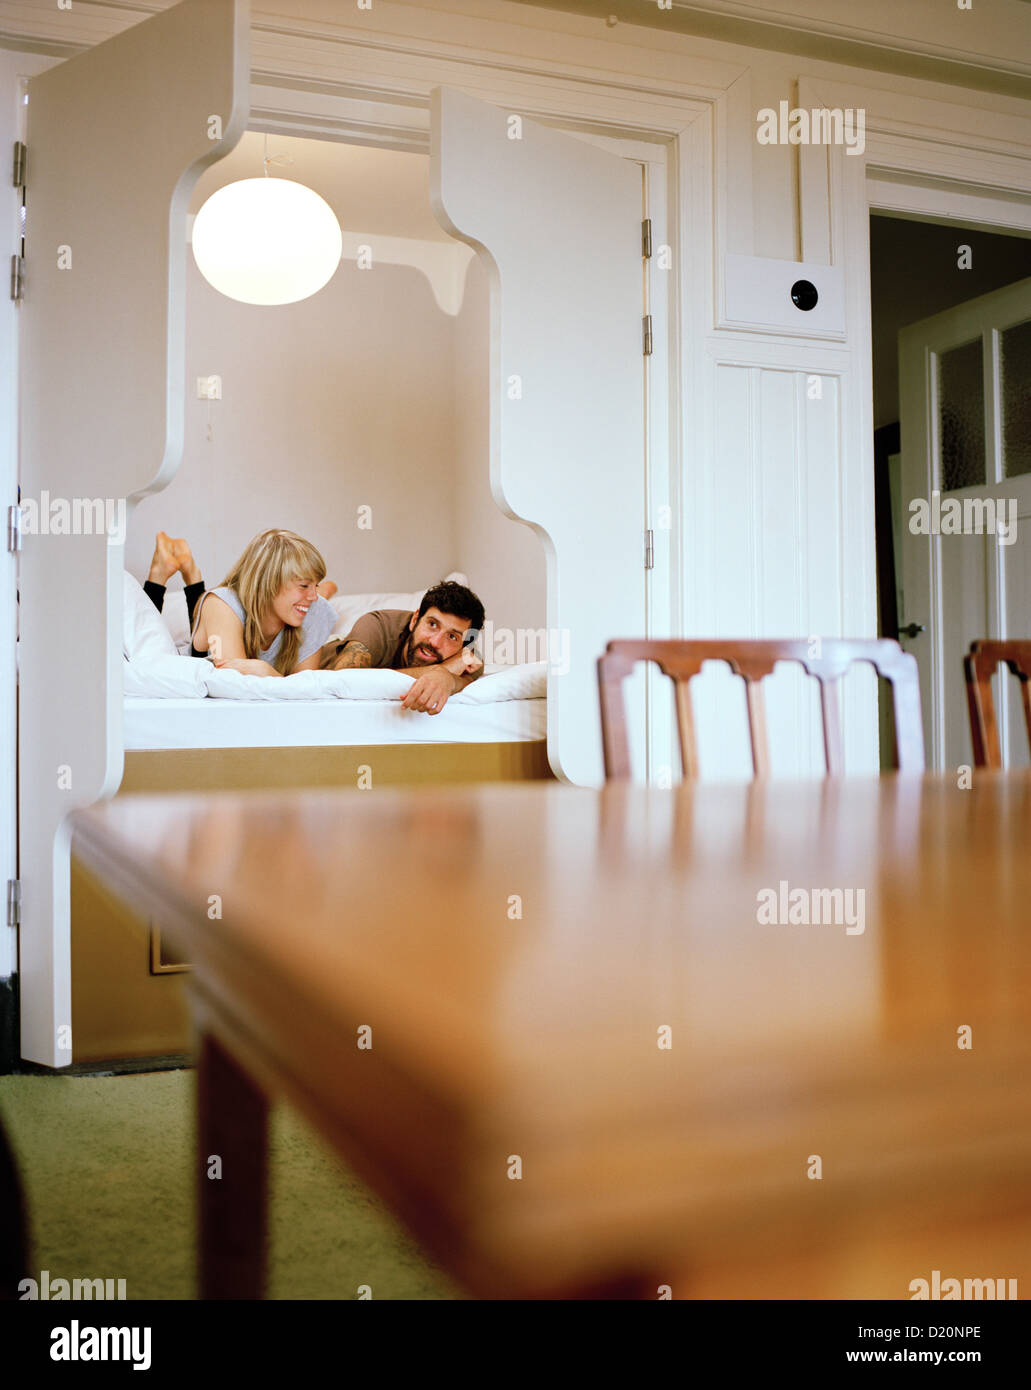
top-left (263, 132), bottom-right (293, 176)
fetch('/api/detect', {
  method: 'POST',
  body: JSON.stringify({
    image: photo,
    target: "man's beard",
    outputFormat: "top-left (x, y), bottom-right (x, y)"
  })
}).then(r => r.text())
top-left (406, 636), bottom-right (442, 667)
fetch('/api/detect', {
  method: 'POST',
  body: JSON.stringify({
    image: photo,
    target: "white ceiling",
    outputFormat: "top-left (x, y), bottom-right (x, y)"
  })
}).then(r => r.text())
top-left (188, 130), bottom-right (452, 243)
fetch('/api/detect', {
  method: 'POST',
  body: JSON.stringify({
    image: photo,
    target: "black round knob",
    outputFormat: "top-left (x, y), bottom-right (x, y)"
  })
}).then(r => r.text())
top-left (790, 279), bottom-right (819, 311)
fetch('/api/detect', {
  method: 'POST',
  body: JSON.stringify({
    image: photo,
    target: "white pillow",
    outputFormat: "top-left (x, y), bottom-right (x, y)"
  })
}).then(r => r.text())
top-left (123, 572), bottom-right (177, 663)
top-left (327, 572), bottom-right (469, 639)
top-left (451, 661), bottom-right (547, 703)
top-left (123, 651), bottom-right (208, 698)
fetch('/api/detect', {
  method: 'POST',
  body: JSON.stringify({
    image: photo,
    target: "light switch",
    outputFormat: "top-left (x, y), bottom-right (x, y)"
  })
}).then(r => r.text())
top-left (196, 375), bottom-right (222, 399)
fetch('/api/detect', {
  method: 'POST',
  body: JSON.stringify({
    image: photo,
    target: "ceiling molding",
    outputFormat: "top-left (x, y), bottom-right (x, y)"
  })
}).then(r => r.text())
top-left (508, 0), bottom-right (1031, 100)
top-left (3, 0), bottom-right (1031, 105)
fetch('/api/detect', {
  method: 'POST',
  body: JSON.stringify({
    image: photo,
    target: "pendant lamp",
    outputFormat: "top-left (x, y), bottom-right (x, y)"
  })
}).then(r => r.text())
top-left (191, 172), bottom-right (342, 306)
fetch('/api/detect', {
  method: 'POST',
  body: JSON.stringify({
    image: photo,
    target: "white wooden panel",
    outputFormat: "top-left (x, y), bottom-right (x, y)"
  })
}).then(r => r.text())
top-left (696, 364), bottom-right (755, 781)
top-left (18, 0), bottom-right (249, 1066)
top-left (693, 361), bottom-right (858, 780)
top-left (723, 253), bottom-right (845, 338)
top-left (1, 50), bottom-right (54, 990)
top-left (430, 88), bottom-right (644, 787)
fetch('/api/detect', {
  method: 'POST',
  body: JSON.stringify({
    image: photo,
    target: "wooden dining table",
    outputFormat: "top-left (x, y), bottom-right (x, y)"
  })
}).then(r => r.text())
top-left (71, 772), bottom-right (1031, 1300)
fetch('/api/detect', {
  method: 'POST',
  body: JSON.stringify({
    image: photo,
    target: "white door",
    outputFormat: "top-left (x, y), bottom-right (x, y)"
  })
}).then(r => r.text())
top-left (900, 277), bottom-right (1031, 772)
top-left (430, 89), bottom-right (647, 787)
top-left (17, 0), bottom-right (248, 1066)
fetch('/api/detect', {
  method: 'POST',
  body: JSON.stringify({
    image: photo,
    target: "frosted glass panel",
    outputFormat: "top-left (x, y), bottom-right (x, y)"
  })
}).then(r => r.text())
top-left (1002, 319), bottom-right (1031, 480)
top-left (939, 528), bottom-right (989, 769)
top-left (938, 338), bottom-right (985, 491)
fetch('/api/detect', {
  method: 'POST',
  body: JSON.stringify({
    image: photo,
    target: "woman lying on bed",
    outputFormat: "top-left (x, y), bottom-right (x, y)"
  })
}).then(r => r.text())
top-left (145, 530), bottom-right (338, 628)
top-left (170, 529), bottom-right (340, 677)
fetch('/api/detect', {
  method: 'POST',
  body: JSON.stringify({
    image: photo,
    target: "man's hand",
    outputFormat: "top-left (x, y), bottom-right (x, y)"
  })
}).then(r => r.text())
top-left (401, 664), bottom-right (460, 714)
top-left (443, 648), bottom-right (483, 678)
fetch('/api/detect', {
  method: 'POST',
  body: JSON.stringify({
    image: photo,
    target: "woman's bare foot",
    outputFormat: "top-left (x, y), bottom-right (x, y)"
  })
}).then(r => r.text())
top-left (317, 579), bottom-right (338, 600)
top-left (148, 531), bottom-right (179, 586)
top-left (170, 537), bottom-right (202, 586)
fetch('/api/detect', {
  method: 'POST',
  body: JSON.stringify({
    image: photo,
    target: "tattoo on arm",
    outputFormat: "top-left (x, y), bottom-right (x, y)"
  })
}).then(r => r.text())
top-left (324, 640), bottom-right (373, 671)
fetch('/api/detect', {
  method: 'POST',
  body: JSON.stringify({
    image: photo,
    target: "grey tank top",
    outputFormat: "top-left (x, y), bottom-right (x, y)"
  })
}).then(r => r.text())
top-left (195, 586), bottom-right (338, 667)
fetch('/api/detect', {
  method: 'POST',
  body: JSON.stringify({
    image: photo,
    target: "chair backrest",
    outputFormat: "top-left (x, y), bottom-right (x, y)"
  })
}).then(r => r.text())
top-left (964, 640), bottom-right (1031, 769)
top-left (597, 638), bottom-right (925, 780)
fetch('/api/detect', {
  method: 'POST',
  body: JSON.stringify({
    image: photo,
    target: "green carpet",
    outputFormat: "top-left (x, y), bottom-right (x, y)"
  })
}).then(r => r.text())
top-left (0, 1071), bottom-right (458, 1300)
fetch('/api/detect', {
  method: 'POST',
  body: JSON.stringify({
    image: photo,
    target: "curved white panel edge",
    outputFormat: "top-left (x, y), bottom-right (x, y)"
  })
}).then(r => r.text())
top-left (186, 218), bottom-right (476, 315)
top-left (17, 0), bottom-right (250, 1067)
top-left (429, 87), bottom-right (646, 787)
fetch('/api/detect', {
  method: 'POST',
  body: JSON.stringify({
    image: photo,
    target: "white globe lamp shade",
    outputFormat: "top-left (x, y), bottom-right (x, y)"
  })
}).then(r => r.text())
top-left (191, 178), bottom-right (343, 306)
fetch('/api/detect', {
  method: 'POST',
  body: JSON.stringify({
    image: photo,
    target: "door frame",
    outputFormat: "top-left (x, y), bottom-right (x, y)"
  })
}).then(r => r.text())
top-left (864, 183), bottom-right (1031, 774)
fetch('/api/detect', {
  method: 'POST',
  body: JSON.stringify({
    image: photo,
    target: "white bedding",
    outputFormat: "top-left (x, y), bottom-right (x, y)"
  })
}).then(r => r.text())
top-left (124, 694), bottom-right (546, 750)
top-left (122, 656), bottom-right (547, 750)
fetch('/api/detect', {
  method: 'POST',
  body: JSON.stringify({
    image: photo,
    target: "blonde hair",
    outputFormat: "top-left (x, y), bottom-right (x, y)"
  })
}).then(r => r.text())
top-left (221, 529), bottom-right (327, 674)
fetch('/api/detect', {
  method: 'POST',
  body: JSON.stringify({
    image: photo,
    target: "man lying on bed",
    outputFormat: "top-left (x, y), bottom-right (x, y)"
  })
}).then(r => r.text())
top-left (319, 581), bottom-right (485, 716)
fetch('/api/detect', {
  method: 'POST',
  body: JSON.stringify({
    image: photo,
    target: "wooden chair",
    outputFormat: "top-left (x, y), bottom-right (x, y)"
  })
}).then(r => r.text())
top-left (598, 638), bottom-right (925, 780)
top-left (964, 640), bottom-right (1031, 769)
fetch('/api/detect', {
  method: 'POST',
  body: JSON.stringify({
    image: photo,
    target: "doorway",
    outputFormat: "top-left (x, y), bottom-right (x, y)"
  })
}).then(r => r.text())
top-left (869, 214), bottom-right (1031, 768)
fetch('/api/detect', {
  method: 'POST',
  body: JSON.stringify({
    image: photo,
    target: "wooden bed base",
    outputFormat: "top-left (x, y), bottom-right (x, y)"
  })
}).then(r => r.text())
top-left (72, 740), bottom-right (552, 1063)
top-left (119, 738), bottom-right (553, 792)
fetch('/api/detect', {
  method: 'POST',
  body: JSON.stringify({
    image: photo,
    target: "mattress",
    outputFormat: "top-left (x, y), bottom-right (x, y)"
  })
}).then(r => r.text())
top-left (124, 694), bottom-right (547, 751)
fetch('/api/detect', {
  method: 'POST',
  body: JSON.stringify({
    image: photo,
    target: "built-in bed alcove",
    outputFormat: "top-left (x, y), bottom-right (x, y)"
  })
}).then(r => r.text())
top-left (73, 130), bottom-right (554, 1064)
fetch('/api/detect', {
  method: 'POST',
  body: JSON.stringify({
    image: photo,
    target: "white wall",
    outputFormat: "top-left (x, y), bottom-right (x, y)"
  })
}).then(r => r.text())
top-left (130, 253), bottom-right (458, 594)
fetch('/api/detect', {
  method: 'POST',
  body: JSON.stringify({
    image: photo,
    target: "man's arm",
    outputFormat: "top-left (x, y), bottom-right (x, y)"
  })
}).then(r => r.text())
top-left (319, 639), bottom-right (373, 671)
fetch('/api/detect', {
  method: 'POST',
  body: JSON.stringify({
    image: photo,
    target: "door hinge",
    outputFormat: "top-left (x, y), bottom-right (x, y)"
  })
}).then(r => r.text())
top-left (7, 880), bottom-right (20, 928)
top-left (7, 504), bottom-right (21, 552)
top-left (645, 528), bottom-right (654, 570)
top-left (643, 314), bottom-right (653, 356)
top-left (642, 218), bottom-right (652, 259)
top-left (12, 141), bottom-right (25, 188)
top-left (10, 254), bottom-right (24, 302)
